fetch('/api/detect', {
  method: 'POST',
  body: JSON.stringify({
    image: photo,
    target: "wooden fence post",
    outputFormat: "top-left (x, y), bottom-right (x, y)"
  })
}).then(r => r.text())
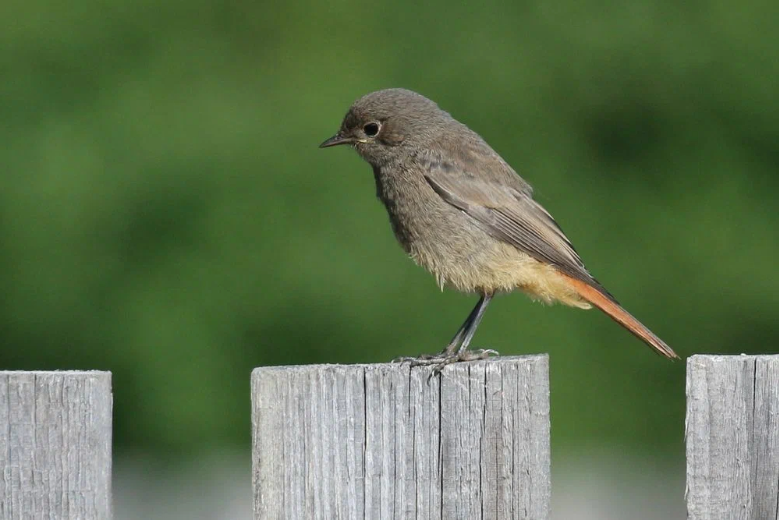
top-left (685, 355), bottom-right (779, 520)
top-left (251, 356), bottom-right (550, 520)
top-left (0, 371), bottom-right (113, 520)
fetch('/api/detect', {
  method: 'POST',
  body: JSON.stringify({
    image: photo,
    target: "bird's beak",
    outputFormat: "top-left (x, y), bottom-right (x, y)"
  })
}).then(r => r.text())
top-left (319, 133), bottom-right (353, 148)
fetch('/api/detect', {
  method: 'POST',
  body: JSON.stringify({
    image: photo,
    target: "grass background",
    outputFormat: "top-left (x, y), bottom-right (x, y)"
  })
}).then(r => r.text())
top-left (0, 0), bottom-right (776, 515)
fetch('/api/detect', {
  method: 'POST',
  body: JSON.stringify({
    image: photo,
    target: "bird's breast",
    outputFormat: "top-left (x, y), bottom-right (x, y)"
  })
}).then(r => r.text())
top-left (372, 163), bottom-right (500, 290)
top-left (372, 163), bottom-right (448, 251)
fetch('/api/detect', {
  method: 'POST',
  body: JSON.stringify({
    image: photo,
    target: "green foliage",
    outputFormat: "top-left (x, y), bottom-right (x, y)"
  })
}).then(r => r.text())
top-left (0, 0), bottom-right (776, 461)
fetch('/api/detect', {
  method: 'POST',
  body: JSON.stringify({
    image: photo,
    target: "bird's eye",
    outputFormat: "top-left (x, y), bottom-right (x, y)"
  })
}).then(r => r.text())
top-left (363, 122), bottom-right (380, 137)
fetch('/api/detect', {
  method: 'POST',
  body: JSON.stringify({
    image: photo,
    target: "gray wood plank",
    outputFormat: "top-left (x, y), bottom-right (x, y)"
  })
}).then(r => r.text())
top-left (251, 356), bottom-right (550, 520)
top-left (0, 371), bottom-right (113, 520)
top-left (685, 355), bottom-right (779, 520)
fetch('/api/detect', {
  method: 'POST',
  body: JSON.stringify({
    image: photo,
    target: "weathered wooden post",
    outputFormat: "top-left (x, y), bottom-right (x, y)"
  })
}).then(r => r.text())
top-left (685, 355), bottom-right (779, 520)
top-left (0, 371), bottom-right (113, 520)
top-left (251, 356), bottom-right (550, 519)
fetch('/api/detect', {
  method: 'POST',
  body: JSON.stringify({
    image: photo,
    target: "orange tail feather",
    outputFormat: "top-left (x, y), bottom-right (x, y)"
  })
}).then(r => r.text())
top-left (561, 274), bottom-right (679, 359)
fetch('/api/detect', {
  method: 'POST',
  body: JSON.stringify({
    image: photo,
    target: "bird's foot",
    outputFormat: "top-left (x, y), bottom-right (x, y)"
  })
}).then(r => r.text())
top-left (393, 348), bottom-right (499, 377)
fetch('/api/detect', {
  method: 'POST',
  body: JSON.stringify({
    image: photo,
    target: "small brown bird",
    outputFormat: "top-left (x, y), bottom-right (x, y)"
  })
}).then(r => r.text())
top-left (320, 88), bottom-right (679, 367)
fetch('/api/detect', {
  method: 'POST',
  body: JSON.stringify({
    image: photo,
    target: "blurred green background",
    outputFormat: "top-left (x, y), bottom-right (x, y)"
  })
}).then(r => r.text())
top-left (0, 0), bottom-right (776, 516)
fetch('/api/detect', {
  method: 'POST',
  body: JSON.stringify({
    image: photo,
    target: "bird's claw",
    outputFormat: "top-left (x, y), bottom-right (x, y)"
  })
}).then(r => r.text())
top-left (393, 348), bottom-right (500, 378)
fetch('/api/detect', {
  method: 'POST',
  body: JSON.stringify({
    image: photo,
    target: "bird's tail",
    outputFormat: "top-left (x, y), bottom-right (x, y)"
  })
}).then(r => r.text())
top-left (561, 274), bottom-right (679, 359)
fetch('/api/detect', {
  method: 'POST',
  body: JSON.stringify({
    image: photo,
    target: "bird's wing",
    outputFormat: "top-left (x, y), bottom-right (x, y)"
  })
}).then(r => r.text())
top-left (421, 153), bottom-right (615, 300)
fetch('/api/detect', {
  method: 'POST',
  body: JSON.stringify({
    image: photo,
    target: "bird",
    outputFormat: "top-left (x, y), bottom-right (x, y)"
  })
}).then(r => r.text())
top-left (320, 88), bottom-right (679, 368)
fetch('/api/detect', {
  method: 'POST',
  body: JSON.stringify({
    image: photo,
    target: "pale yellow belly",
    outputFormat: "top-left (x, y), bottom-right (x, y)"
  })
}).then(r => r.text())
top-left (409, 240), bottom-right (591, 309)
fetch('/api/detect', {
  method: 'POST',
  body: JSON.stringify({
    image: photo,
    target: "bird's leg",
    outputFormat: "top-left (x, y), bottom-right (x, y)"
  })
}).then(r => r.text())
top-left (441, 295), bottom-right (486, 356)
top-left (394, 293), bottom-right (498, 371)
top-left (455, 293), bottom-right (493, 356)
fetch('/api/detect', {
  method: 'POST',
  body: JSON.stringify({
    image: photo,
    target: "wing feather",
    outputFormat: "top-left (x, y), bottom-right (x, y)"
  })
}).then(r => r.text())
top-left (421, 151), bottom-right (615, 301)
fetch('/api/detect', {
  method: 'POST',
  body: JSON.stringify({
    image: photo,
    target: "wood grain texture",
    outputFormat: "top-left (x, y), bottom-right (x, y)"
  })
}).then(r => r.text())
top-left (685, 355), bottom-right (778, 520)
top-left (0, 371), bottom-right (113, 520)
top-left (251, 356), bottom-right (550, 520)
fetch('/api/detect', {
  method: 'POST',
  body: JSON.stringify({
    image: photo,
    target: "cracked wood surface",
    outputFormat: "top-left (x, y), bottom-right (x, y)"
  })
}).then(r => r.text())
top-left (251, 356), bottom-right (550, 520)
top-left (0, 371), bottom-right (113, 520)
top-left (685, 355), bottom-right (779, 520)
